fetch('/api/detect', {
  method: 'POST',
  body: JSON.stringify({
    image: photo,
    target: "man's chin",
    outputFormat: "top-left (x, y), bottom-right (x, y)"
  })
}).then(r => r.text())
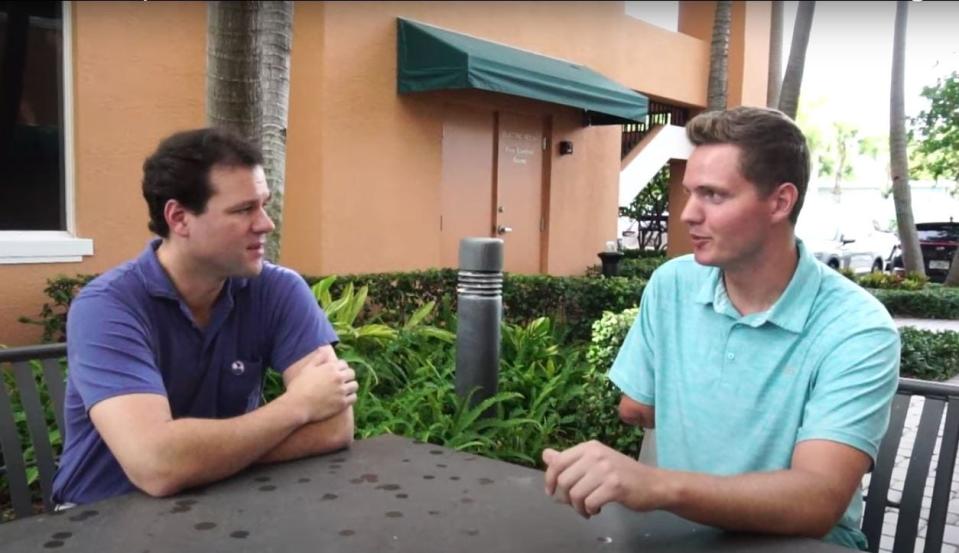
top-left (235, 261), bottom-right (264, 278)
top-left (692, 250), bottom-right (721, 268)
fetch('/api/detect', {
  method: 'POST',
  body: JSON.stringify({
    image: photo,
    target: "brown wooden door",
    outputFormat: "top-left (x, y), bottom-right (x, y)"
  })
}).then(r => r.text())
top-left (440, 105), bottom-right (495, 268)
top-left (495, 112), bottom-right (545, 274)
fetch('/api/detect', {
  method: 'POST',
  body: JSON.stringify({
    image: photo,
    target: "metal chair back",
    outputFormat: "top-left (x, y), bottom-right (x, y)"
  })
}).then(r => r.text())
top-left (862, 377), bottom-right (959, 553)
top-left (0, 343), bottom-right (68, 519)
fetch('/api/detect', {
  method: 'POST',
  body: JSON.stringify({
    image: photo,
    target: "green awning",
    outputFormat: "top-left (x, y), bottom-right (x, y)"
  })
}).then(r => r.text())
top-left (397, 18), bottom-right (648, 125)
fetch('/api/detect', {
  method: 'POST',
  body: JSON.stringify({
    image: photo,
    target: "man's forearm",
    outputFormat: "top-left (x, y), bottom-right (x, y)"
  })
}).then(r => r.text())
top-left (652, 468), bottom-right (849, 538)
top-left (130, 395), bottom-right (307, 496)
top-left (257, 407), bottom-right (354, 464)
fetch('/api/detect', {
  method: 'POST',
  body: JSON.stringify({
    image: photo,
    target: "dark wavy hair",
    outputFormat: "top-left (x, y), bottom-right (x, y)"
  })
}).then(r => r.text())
top-left (686, 106), bottom-right (810, 224)
top-left (141, 128), bottom-right (263, 237)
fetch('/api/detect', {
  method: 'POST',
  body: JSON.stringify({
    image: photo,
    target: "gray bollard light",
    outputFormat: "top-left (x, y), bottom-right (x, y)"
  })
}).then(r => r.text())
top-left (455, 238), bottom-right (503, 410)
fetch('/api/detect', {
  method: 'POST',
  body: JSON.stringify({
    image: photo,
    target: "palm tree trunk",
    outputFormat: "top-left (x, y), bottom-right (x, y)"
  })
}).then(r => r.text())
top-left (206, 1), bottom-right (261, 141)
top-left (890, 1), bottom-right (925, 277)
top-left (778, 1), bottom-right (815, 119)
top-left (207, 1), bottom-right (293, 263)
top-left (258, 1), bottom-right (293, 262)
top-left (706, 0), bottom-right (732, 112)
top-left (767, 1), bottom-right (783, 108)
top-left (945, 248), bottom-right (959, 286)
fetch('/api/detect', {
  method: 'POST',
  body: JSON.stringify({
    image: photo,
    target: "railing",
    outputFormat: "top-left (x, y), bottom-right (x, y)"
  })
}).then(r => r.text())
top-left (621, 100), bottom-right (690, 159)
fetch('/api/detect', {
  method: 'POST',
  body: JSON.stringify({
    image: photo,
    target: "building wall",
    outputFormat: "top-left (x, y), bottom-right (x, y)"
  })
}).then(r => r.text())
top-left (1, 1), bottom-right (771, 346)
top-left (281, 1), bottom-right (718, 278)
top-left (1, 1), bottom-right (205, 346)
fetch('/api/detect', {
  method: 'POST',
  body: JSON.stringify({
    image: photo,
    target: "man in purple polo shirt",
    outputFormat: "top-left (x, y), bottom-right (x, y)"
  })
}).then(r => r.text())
top-left (52, 128), bottom-right (356, 506)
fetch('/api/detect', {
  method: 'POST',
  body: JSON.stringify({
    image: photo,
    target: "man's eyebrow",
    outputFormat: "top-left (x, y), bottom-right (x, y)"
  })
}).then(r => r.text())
top-left (688, 184), bottom-right (721, 193)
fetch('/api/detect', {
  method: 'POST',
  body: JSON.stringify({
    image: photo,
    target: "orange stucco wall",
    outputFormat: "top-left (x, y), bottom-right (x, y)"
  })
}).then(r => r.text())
top-left (1, 1), bottom-right (205, 346)
top-left (2, 1), bottom-right (771, 346)
top-left (678, 1), bottom-right (770, 109)
top-left (281, 1), bottom-right (716, 277)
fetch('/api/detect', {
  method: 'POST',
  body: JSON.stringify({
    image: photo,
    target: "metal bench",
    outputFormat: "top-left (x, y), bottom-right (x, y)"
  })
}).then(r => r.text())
top-left (862, 377), bottom-right (959, 553)
top-left (0, 343), bottom-right (68, 519)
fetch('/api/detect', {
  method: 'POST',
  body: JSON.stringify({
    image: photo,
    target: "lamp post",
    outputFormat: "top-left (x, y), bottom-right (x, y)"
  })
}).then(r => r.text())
top-left (455, 238), bottom-right (503, 409)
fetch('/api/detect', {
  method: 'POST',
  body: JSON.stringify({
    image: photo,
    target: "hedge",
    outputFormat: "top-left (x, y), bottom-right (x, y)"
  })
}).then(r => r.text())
top-left (21, 271), bottom-right (645, 344)
top-left (867, 287), bottom-right (959, 320)
top-left (312, 271), bottom-right (646, 342)
top-left (20, 269), bottom-right (959, 346)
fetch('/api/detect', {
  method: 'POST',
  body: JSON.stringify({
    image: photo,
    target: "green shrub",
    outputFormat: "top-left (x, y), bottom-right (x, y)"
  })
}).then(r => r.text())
top-left (301, 271), bottom-right (646, 342)
top-left (345, 314), bottom-right (633, 465)
top-left (310, 269), bottom-right (459, 328)
top-left (622, 249), bottom-right (669, 260)
top-left (856, 271), bottom-right (927, 291)
top-left (583, 308), bottom-right (643, 457)
top-left (899, 327), bottom-right (959, 381)
top-left (262, 283), bottom-right (614, 466)
top-left (869, 287), bottom-right (959, 319)
top-left (18, 274), bottom-right (97, 343)
top-left (502, 275), bottom-right (646, 341)
top-left (585, 256), bottom-right (666, 280)
top-left (23, 271), bottom-right (646, 345)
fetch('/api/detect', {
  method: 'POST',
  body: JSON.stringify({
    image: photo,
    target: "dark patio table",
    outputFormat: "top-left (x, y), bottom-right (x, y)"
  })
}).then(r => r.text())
top-left (2, 434), bottom-right (850, 552)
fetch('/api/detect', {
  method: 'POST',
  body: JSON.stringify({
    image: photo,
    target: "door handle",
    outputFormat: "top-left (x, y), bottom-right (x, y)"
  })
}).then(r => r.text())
top-left (496, 225), bottom-right (513, 235)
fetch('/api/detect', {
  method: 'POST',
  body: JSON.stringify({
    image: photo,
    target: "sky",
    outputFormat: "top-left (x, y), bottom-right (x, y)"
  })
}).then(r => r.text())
top-left (781, 0), bottom-right (959, 137)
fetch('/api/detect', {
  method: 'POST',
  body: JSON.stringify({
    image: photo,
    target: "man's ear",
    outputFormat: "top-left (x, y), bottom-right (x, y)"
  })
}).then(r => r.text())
top-left (770, 182), bottom-right (799, 224)
top-left (164, 199), bottom-right (190, 237)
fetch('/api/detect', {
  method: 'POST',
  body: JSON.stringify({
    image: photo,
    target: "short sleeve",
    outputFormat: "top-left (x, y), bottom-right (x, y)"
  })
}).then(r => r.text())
top-left (265, 269), bottom-right (339, 373)
top-left (66, 292), bottom-right (167, 411)
top-left (797, 325), bottom-right (901, 461)
top-left (608, 274), bottom-right (658, 406)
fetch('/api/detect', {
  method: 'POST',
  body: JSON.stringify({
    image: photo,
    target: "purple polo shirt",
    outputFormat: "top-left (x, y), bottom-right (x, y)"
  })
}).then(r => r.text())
top-left (52, 239), bottom-right (337, 505)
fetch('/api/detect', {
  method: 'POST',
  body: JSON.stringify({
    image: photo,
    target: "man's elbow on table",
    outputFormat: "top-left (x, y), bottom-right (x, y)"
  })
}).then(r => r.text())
top-left (329, 407), bottom-right (356, 450)
top-left (125, 459), bottom-right (190, 498)
top-left (123, 440), bottom-right (216, 498)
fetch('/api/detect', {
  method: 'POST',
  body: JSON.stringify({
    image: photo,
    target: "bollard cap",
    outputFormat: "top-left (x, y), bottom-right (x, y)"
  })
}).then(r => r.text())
top-left (459, 238), bottom-right (503, 272)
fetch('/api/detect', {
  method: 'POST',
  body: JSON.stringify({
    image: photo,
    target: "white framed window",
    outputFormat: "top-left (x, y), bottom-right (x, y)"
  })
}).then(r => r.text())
top-left (0, 1), bottom-right (92, 264)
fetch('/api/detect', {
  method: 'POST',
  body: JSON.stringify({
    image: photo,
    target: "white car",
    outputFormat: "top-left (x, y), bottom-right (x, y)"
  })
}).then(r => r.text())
top-left (797, 213), bottom-right (897, 274)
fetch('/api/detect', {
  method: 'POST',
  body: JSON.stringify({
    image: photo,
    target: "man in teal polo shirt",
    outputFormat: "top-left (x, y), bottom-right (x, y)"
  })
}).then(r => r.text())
top-left (542, 107), bottom-right (899, 550)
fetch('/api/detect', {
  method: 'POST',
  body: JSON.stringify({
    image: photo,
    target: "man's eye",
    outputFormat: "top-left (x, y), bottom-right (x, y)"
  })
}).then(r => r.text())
top-left (700, 190), bottom-right (723, 203)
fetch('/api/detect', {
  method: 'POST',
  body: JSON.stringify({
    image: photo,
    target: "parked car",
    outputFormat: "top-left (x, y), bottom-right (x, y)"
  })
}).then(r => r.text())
top-left (890, 222), bottom-right (959, 283)
top-left (796, 212), bottom-right (898, 275)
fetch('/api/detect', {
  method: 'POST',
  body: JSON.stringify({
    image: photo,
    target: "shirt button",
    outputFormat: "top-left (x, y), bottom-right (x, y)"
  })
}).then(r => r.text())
top-left (726, 352), bottom-right (735, 361)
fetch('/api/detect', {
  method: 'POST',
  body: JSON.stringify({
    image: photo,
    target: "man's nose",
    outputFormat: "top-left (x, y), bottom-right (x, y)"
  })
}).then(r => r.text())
top-left (680, 195), bottom-right (701, 225)
top-left (255, 206), bottom-right (276, 233)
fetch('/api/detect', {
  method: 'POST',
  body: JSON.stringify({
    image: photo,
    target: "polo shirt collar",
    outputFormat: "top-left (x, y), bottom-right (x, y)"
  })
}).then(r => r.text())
top-left (693, 239), bottom-right (821, 333)
top-left (136, 238), bottom-right (250, 301)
